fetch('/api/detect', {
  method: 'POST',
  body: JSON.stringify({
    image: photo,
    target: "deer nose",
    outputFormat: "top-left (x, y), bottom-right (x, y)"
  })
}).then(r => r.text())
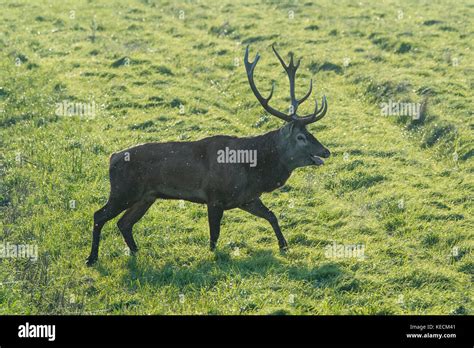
top-left (321, 148), bottom-right (331, 158)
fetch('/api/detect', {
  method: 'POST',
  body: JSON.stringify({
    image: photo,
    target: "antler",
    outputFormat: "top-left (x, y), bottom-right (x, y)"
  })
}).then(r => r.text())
top-left (244, 44), bottom-right (328, 125)
top-left (244, 46), bottom-right (292, 122)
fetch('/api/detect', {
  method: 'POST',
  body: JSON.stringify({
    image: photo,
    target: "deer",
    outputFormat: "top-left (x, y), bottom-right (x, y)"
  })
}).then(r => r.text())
top-left (86, 44), bottom-right (330, 266)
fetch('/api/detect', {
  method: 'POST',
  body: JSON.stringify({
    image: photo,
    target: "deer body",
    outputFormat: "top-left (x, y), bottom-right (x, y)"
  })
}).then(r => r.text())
top-left (87, 45), bottom-right (331, 265)
top-left (109, 131), bottom-right (291, 209)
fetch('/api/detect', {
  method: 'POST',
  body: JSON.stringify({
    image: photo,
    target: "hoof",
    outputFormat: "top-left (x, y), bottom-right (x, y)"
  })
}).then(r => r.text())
top-left (279, 244), bottom-right (289, 253)
top-left (86, 256), bottom-right (97, 267)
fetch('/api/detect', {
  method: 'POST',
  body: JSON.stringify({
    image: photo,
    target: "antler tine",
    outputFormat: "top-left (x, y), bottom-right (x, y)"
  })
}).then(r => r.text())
top-left (244, 46), bottom-right (292, 122)
top-left (313, 95), bottom-right (328, 121)
top-left (272, 44), bottom-right (310, 116)
top-left (273, 45), bottom-right (301, 71)
top-left (295, 57), bottom-right (301, 69)
top-left (272, 44), bottom-right (288, 70)
top-left (244, 45), bottom-right (260, 73)
top-left (297, 95), bottom-right (328, 124)
top-left (297, 79), bottom-right (313, 105)
top-left (289, 52), bottom-right (294, 68)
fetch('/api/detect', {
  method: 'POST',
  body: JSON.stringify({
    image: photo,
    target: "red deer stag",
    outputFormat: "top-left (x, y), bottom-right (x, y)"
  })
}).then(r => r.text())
top-left (87, 45), bottom-right (330, 265)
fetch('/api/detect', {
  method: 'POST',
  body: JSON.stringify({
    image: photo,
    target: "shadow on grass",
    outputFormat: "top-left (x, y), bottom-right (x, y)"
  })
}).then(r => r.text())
top-left (120, 249), bottom-right (350, 292)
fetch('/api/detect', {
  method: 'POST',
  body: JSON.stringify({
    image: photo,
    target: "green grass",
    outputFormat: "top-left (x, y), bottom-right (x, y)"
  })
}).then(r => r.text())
top-left (0, 0), bottom-right (472, 315)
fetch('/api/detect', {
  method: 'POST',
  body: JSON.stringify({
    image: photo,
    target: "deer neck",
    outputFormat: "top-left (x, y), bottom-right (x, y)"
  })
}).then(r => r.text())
top-left (252, 130), bottom-right (293, 191)
top-left (273, 127), bottom-right (299, 172)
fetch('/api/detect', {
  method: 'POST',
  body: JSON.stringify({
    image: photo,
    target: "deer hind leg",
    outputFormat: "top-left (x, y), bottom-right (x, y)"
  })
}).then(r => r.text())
top-left (117, 198), bottom-right (155, 253)
top-left (87, 199), bottom-right (128, 266)
top-left (239, 198), bottom-right (288, 251)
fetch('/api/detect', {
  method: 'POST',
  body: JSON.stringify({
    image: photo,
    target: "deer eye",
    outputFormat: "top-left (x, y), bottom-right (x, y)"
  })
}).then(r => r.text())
top-left (296, 134), bottom-right (306, 142)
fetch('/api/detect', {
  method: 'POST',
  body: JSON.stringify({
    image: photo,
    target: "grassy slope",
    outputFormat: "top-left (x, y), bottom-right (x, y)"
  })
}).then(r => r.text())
top-left (0, 0), bottom-right (472, 314)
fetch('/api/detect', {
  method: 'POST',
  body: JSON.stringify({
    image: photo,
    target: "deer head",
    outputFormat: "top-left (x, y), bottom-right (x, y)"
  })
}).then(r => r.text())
top-left (244, 44), bottom-right (331, 170)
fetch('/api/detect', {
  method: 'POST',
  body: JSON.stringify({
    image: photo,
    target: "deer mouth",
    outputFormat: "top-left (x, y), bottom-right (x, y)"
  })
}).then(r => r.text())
top-left (310, 155), bottom-right (325, 166)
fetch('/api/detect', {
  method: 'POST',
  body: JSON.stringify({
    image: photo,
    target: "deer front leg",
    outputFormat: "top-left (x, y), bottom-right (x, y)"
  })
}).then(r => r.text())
top-left (207, 204), bottom-right (224, 251)
top-left (240, 198), bottom-right (288, 251)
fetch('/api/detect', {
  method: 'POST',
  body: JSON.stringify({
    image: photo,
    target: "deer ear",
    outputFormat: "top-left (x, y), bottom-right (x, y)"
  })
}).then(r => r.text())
top-left (281, 122), bottom-right (296, 138)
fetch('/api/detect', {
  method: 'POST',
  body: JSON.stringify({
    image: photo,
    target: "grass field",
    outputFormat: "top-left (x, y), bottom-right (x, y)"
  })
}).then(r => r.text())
top-left (0, 0), bottom-right (473, 315)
